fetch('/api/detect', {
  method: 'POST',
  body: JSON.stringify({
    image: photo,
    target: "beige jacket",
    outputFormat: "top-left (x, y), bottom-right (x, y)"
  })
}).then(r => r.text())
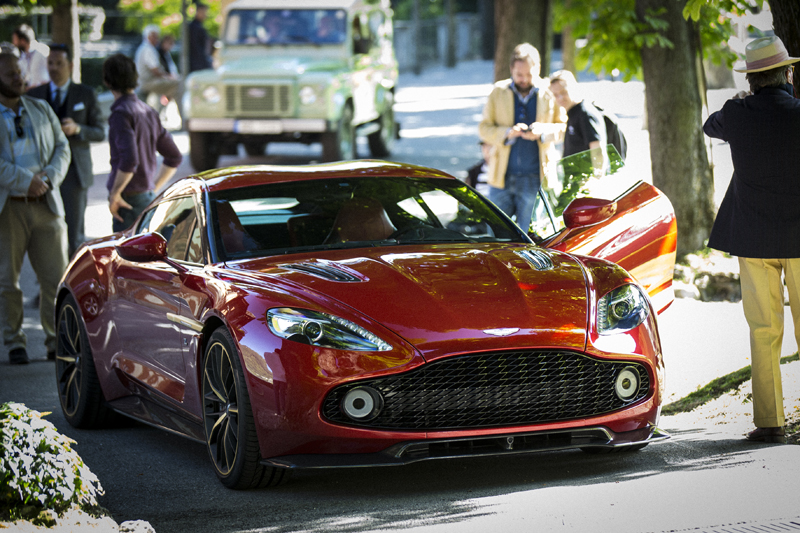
top-left (478, 78), bottom-right (566, 190)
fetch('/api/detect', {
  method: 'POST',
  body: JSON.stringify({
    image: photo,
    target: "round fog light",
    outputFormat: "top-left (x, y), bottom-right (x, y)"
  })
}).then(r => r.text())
top-left (615, 367), bottom-right (640, 401)
top-left (341, 386), bottom-right (383, 421)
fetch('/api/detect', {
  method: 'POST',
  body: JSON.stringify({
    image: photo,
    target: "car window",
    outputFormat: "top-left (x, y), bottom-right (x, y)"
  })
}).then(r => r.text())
top-left (138, 196), bottom-right (201, 262)
top-left (225, 9), bottom-right (347, 45)
top-left (209, 176), bottom-right (529, 261)
top-left (534, 145), bottom-right (637, 238)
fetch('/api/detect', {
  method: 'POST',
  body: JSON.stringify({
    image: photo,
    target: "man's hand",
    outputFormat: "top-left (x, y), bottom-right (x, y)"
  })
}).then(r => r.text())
top-left (508, 122), bottom-right (541, 141)
top-left (60, 118), bottom-right (81, 137)
top-left (108, 193), bottom-right (133, 222)
top-left (27, 173), bottom-right (50, 197)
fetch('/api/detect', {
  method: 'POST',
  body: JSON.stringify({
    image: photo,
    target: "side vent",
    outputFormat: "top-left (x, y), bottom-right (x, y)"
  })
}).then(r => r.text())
top-left (515, 249), bottom-right (554, 271)
top-left (279, 262), bottom-right (362, 282)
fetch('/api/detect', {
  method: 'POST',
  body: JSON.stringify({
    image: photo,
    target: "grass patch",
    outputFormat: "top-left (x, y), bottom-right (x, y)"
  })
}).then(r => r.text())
top-left (662, 352), bottom-right (799, 416)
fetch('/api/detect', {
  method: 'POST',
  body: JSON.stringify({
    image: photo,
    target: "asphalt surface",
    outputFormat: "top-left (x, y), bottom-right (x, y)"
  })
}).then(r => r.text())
top-left (2, 60), bottom-right (800, 533)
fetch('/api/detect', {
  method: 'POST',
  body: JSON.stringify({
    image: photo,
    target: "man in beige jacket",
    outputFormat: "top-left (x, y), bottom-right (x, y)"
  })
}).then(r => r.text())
top-left (479, 43), bottom-right (566, 233)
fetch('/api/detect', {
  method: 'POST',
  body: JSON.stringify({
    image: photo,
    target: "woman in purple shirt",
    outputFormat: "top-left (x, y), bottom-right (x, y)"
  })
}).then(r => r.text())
top-left (103, 53), bottom-right (183, 232)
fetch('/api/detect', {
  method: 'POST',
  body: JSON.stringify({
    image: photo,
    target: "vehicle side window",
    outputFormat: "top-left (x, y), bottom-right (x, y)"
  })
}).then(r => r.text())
top-left (352, 14), bottom-right (370, 54)
top-left (142, 197), bottom-right (201, 262)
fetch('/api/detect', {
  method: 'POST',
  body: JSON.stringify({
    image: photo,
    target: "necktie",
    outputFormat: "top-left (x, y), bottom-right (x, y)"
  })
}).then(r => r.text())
top-left (54, 87), bottom-right (61, 108)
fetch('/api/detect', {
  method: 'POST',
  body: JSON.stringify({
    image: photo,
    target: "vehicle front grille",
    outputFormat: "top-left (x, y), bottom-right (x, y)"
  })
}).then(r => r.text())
top-left (322, 350), bottom-right (651, 430)
top-left (226, 85), bottom-right (292, 115)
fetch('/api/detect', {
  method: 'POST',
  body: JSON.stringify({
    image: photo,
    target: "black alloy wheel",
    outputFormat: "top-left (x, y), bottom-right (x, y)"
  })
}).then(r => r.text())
top-left (202, 327), bottom-right (290, 489)
top-left (56, 293), bottom-right (115, 428)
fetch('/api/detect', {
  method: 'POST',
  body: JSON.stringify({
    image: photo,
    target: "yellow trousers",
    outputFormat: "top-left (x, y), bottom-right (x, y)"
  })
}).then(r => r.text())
top-left (738, 257), bottom-right (800, 428)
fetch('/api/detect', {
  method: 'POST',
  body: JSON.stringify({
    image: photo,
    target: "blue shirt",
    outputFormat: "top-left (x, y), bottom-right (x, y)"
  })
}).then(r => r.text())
top-left (0, 102), bottom-right (43, 184)
top-left (506, 83), bottom-right (539, 177)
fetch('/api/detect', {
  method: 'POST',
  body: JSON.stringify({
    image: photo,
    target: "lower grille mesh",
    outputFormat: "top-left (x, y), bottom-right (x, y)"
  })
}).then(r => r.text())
top-left (322, 350), bottom-right (650, 430)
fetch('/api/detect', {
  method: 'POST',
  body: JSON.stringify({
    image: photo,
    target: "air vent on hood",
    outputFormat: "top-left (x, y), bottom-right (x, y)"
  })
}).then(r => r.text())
top-left (279, 262), bottom-right (362, 282)
top-left (515, 249), bottom-right (554, 271)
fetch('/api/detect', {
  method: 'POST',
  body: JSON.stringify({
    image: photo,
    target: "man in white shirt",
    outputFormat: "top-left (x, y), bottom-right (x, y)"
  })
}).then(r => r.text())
top-left (12, 24), bottom-right (49, 89)
top-left (134, 25), bottom-right (179, 109)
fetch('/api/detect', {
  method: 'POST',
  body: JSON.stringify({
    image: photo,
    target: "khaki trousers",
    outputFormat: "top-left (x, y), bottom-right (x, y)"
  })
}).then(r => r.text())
top-left (738, 257), bottom-right (800, 428)
top-left (0, 199), bottom-right (68, 354)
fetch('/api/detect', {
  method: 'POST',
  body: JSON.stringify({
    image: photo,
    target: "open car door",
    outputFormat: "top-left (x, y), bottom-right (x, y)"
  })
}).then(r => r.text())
top-left (535, 146), bottom-right (677, 314)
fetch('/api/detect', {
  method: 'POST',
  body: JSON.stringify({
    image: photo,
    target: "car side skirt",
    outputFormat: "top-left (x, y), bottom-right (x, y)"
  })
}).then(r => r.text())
top-left (262, 425), bottom-right (670, 469)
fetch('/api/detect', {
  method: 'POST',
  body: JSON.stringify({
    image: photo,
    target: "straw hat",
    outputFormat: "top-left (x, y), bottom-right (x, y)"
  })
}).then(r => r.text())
top-left (735, 35), bottom-right (800, 73)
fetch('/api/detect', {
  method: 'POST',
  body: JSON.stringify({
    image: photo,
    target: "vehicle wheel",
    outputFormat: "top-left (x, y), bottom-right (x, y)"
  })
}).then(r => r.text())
top-left (56, 293), bottom-right (116, 428)
top-left (368, 93), bottom-right (395, 157)
top-left (202, 327), bottom-right (291, 489)
top-left (243, 141), bottom-right (267, 156)
top-left (190, 132), bottom-right (220, 172)
top-left (321, 104), bottom-right (355, 161)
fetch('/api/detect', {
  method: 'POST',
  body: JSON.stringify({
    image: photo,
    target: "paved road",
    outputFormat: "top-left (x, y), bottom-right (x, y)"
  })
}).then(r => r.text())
top-left (3, 60), bottom-right (800, 532)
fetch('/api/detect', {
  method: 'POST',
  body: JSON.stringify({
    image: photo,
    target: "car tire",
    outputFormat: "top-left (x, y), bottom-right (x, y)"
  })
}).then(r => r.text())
top-left (56, 293), bottom-right (117, 429)
top-left (243, 141), bottom-right (268, 157)
top-left (202, 327), bottom-right (291, 489)
top-left (368, 93), bottom-right (395, 157)
top-left (190, 132), bottom-right (221, 172)
top-left (321, 104), bottom-right (355, 161)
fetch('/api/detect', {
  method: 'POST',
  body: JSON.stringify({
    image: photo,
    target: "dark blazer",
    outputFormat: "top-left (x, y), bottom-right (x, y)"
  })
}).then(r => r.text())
top-left (27, 82), bottom-right (105, 188)
top-left (704, 86), bottom-right (800, 258)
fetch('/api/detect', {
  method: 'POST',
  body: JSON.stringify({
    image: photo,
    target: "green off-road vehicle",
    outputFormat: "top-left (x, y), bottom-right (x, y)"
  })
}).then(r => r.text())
top-left (183, 0), bottom-right (398, 171)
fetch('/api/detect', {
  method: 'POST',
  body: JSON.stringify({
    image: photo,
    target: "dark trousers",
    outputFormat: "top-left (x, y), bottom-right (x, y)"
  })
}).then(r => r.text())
top-left (59, 168), bottom-right (87, 257)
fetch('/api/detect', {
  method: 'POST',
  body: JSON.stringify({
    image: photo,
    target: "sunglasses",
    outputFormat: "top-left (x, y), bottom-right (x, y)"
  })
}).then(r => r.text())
top-left (13, 115), bottom-right (23, 138)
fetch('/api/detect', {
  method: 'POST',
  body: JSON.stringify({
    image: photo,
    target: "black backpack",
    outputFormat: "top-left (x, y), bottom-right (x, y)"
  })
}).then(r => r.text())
top-left (592, 102), bottom-right (627, 161)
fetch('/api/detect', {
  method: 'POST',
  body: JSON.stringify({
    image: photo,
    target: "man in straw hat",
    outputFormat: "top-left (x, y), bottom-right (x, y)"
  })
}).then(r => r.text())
top-left (704, 35), bottom-right (800, 444)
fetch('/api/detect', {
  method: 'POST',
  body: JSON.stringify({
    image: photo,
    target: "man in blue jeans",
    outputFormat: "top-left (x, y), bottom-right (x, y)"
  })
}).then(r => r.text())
top-left (103, 53), bottom-right (182, 232)
top-left (479, 43), bottom-right (565, 233)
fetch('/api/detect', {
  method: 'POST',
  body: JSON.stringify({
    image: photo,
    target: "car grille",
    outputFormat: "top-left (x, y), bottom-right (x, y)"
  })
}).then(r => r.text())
top-left (226, 85), bottom-right (292, 115)
top-left (322, 350), bottom-right (651, 430)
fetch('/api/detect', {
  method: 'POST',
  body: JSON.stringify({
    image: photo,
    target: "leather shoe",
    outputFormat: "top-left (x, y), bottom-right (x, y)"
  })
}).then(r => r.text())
top-left (9, 347), bottom-right (29, 365)
top-left (745, 426), bottom-right (786, 444)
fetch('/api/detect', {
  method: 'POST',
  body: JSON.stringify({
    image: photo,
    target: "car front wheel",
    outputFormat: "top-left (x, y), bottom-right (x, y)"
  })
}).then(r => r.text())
top-left (368, 93), bottom-right (395, 157)
top-left (321, 104), bottom-right (355, 161)
top-left (202, 327), bottom-right (290, 489)
top-left (190, 132), bottom-right (221, 172)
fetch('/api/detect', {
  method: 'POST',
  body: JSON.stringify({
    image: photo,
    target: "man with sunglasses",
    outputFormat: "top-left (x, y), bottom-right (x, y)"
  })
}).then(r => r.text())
top-left (0, 52), bottom-right (70, 365)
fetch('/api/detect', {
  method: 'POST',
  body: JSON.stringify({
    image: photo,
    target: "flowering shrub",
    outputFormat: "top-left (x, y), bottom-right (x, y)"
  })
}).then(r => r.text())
top-left (0, 402), bottom-right (103, 519)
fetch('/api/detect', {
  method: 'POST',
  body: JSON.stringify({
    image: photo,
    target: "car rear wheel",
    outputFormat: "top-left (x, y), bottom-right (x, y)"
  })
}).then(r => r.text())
top-left (202, 327), bottom-right (290, 489)
top-left (321, 104), bottom-right (355, 161)
top-left (190, 132), bottom-right (221, 172)
top-left (368, 93), bottom-right (395, 157)
top-left (56, 293), bottom-right (116, 428)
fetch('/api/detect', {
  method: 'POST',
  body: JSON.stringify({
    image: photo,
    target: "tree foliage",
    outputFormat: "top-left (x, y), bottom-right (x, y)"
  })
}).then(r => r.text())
top-left (557, 0), bottom-right (757, 80)
top-left (118, 0), bottom-right (222, 38)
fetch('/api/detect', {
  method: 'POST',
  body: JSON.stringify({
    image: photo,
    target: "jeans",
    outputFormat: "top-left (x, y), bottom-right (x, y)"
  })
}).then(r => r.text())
top-left (488, 173), bottom-right (541, 233)
top-left (113, 190), bottom-right (156, 233)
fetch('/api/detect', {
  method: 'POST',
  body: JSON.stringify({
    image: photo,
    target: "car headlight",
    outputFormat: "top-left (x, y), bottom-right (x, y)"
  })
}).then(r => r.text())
top-left (597, 284), bottom-right (649, 335)
top-left (202, 85), bottom-right (221, 104)
top-left (299, 85), bottom-right (317, 105)
top-left (267, 307), bottom-right (392, 351)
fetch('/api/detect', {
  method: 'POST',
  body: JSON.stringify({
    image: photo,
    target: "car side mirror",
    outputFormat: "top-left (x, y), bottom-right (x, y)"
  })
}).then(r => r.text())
top-left (563, 198), bottom-right (617, 228)
top-left (116, 232), bottom-right (168, 262)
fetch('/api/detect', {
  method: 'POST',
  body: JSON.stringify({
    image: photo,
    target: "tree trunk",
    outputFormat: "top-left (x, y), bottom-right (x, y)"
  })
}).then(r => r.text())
top-left (769, 0), bottom-right (800, 96)
top-left (51, 0), bottom-right (81, 82)
top-left (636, 0), bottom-right (714, 256)
top-left (446, 0), bottom-right (457, 68)
top-left (561, 24), bottom-right (576, 75)
top-left (493, 0), bottom-right (553, 82)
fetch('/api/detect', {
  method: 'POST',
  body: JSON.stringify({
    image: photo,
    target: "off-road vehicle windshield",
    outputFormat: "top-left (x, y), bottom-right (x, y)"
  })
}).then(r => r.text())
top-left (224, 9), bottom-right (348, 45)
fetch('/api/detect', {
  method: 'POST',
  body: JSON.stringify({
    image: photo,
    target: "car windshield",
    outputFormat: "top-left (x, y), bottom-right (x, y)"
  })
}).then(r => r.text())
top-left (208, 176), bottom-right (529, 261)
top-left (224, 9), bottom-right (348, 45)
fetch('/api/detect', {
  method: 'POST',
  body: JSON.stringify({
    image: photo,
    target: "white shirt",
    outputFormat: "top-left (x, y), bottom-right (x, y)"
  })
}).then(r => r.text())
top-left (19, 47), bottom-right (49, 88)
top-left (134, 40), bottom-right (162, 86)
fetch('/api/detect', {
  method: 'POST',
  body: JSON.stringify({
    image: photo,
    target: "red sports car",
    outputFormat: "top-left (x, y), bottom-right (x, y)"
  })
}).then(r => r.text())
top-left (56, 150), bottom-right (676, 489)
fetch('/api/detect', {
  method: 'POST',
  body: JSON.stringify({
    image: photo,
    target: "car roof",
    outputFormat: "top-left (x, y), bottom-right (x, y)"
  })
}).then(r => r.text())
top-left (182, 160), bottom-right (458, 194)
top-left (225, 0), bottom-right (391, 12)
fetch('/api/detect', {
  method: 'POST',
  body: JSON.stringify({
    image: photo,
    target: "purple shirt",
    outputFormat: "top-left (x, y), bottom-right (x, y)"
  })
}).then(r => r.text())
top-left (106, 93), bottom-right (182, 194)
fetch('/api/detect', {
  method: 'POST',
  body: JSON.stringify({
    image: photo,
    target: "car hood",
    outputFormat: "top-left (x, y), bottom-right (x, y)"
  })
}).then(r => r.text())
top-left (218, 56), bottom-right (347, 78)
top-left (231, 245), bottom-right (589, 361)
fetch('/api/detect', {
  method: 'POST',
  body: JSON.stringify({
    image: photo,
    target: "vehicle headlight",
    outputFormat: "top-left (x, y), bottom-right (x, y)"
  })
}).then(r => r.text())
top-left (597, 284), bottom-right (649, 335)
top-left (202, 85), bottom-right (221, 104)
top-left (267, 307), bottom-right (392, 351)
top-left (299, 85), bottom-right (317, 105)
